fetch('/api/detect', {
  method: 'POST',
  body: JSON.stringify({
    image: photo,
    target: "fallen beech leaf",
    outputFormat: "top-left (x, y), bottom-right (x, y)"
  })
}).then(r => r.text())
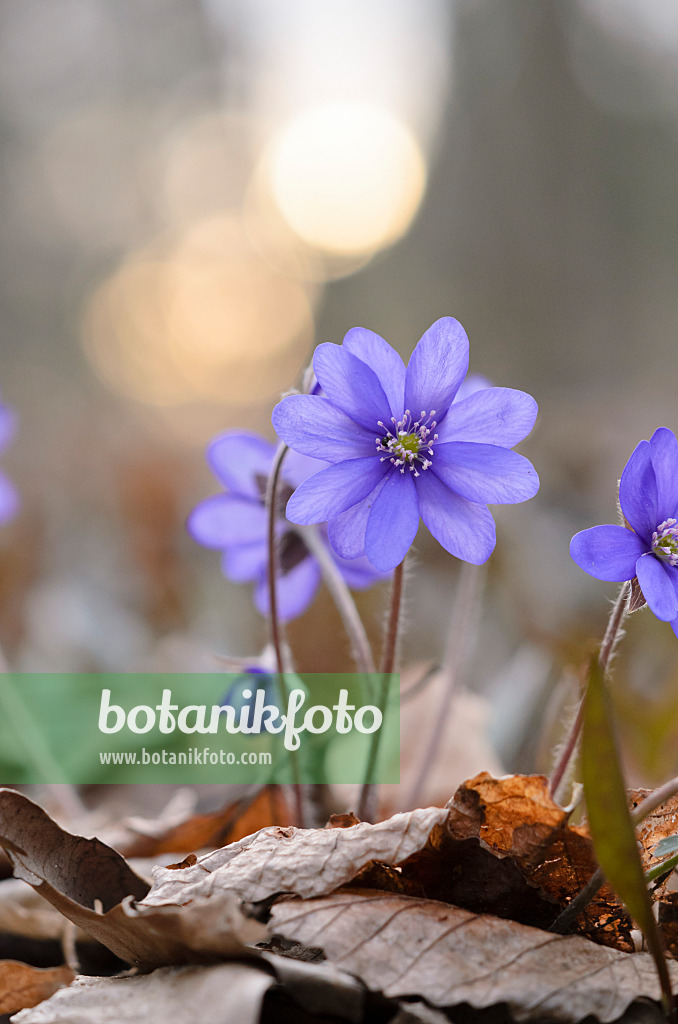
top-left (11, 963), bottom-right (273, 1024)
top-left (145, 806), bottom-right (449, 906)
top-left (0, 789), bottom-right (150, 907)
top-left (270, 890), bottom-right (678, 1023)
top-left (435, 772), bottom-right (633, 948)
top-left (582, 658), bottom-right (673, 1011)
top-left (0, 789), bottom-right (264, 967)
top-left (0, 961), bottom-right (73, 1015)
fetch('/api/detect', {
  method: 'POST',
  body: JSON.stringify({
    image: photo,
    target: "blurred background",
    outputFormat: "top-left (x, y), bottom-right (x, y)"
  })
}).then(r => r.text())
top-left (1, 0), bottom-right (677, 792)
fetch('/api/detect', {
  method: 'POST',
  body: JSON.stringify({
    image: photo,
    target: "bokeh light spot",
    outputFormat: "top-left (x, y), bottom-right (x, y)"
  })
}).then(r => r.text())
top-left (82, 216), bottom-right (314, 408)
top-left (268, 103), bottom-right (427, 256)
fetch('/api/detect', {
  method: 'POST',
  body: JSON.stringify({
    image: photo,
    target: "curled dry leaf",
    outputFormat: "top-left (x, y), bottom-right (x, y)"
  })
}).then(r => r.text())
top-left (270, 890), bottom-right (678, 1024)
top-left (0, 789), bottom-right (264, 967)
top-left (0, 961), bottom-right (74, 1016)
top-left (145, 806), bottom-right (449, 906)
top-left (433, 772), bottom-right (633, 949)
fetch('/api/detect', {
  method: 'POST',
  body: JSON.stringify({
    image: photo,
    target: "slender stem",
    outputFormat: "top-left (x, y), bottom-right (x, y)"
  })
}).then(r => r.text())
top-left (632, 776), bottom-right (678, 825)
top-left (407, 561), bottom-right (483, 809)
top-left (550, 580), bottom-right (631, 801)
top-left (548, 867), bottom-right (604, 934)
top-left (296, 524), bottom-right (375, 674)
top-left (599, 580), bottom-right (632, 674)
top-left (357, 560), bottom-right (405, 822)
top-left (380, 559), bottom-right (405, 676)
top-left (265, 442), bottom-right (290, 676)
top-left (264, 441), bottom-right (304, 826)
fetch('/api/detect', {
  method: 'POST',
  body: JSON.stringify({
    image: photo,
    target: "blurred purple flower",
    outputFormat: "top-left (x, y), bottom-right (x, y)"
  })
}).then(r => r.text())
top-left (570, 427), bottom-right (678, 638)
top-left (0, 401), bottom-right (18, 525)
top-left (272, 318), bottom-right (539, 572)
top-left (187, 431), bottom-right (382, 622)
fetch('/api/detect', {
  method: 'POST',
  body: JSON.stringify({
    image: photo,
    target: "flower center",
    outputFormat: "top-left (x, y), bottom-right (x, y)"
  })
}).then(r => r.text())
top-left (376, 410), bottom-right (438, 477)
top-left (652, 518), bottom-right (678, 566)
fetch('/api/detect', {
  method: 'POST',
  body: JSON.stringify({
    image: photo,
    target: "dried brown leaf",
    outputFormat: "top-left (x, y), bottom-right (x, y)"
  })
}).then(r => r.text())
top-left (145, 806), bottom-right (449, 906)
top-left (270, 890), bottom-right (678, 1024)
top-left (0, 789), bottom-right (264, 967)
top-left (0, 960), bottom-right (73, 1015)
top-left (436, 772), bottom-right (633, 949)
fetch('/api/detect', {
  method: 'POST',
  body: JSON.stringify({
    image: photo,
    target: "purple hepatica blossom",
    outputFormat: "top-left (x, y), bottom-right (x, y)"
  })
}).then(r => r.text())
top-left (271, 318), bottom-right (539, 572)
top-left (570, 427), bottom-right (678, 638)
top-left (0, 400), bottom-right (18, 525)
top-left (187, 431), bottom-right (382, 622)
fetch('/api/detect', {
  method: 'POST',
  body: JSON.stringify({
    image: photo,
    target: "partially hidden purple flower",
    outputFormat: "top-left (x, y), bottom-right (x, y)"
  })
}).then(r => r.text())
top-left (0, 400), bottom-right (18, 525)
top-left (271, 318), bottom-right (539, 572)
top-left (187, 431), bottom-right (383, 622)
top-left (570, 427), bottom-right (678, 638)
top-left (220, 665), bottom-right (309, 734)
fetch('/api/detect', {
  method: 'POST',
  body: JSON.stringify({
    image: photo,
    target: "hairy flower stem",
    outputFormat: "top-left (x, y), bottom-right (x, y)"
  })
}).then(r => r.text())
top-left (265, 441), bottom-right (304, 826)
top-left (550, 580), bottom-right (631, 802)
top-left (407, 561), bottom-right (484, 810)
top-left (357, 559), bottom-right (405, 822)
top-left (296, 524), bottom-right (375, 675)
top-left (549, 775), bottom-right (678, 935)
top-left (265, 442), bottom-right (291, 676)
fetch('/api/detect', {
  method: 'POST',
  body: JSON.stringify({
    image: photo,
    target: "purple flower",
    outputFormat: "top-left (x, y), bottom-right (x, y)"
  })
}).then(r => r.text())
top-left (0, 400), bottom-right (18, 525)
top-left (187, 431), bottom-right (382, 622)
top-left (570, 427), bottom-right (678, 638)
top-left (271, 318), bottom-right (539, 571)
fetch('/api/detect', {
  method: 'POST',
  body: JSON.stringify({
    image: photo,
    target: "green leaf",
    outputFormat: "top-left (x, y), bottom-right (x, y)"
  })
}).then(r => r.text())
top-left (647, 850), bottom-right (678, 886)
top-left (581, 656), bottom-right (674, 1020)
top-left (653, 835), bottom-right (678, 859)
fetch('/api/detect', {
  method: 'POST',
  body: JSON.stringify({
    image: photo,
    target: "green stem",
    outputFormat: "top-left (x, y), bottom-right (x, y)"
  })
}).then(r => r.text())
top-left (356, 559), bottom-right (404, 822)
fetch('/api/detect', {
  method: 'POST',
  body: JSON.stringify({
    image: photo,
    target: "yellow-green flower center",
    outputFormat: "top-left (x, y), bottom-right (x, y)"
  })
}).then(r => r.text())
top-left (376, 410), bottom-right (438, 477)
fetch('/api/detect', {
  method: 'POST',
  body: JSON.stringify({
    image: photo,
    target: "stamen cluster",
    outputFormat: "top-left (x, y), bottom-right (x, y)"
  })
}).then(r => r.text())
top-left (376, 410), bottom-right (438, 477)
top-left (652, 518), bottom-right (678, 566)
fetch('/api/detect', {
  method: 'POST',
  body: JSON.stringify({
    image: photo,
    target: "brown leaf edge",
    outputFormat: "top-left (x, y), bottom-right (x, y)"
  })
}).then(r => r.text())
top-left (0, 789), bottom-right (264, 967)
